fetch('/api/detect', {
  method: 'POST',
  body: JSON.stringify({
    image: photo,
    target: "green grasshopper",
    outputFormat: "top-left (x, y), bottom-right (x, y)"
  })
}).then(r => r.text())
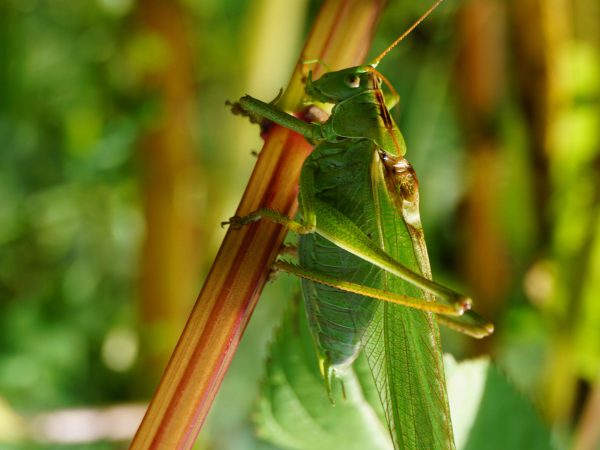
top-left (226, 1), bottom-right (493, 447)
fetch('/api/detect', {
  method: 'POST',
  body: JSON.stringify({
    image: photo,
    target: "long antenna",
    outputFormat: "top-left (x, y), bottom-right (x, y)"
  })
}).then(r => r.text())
top-left (370, 0), bottom-right (446, 67)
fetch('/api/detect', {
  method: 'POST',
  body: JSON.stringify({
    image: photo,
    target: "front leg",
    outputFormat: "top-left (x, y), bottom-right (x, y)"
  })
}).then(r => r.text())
top-left (233, 95), bottom-right (325, 143)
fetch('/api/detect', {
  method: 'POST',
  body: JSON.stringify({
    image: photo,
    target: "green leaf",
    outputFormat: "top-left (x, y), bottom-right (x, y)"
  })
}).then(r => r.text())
top-left (255, 298), bottom-right (393, 450)
top-left (256, 303), bottom-right (556, 450)
top-left (445, 356), bottom-right (556, 450)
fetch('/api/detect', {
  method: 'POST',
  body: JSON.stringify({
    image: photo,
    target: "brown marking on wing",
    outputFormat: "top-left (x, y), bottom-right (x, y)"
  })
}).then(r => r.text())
top-left (375, 88), bottom-right (394, 129)
top-left (374, 85), bottom-right (403, 154)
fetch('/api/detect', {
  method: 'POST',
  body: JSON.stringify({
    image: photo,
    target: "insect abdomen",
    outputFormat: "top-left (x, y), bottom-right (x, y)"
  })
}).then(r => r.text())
top-left (298, 139), bottom-right (383, 369)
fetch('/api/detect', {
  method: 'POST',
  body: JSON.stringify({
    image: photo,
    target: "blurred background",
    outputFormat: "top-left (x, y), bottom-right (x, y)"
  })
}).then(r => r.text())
top-left (1, 0), bottom-right (599, 448)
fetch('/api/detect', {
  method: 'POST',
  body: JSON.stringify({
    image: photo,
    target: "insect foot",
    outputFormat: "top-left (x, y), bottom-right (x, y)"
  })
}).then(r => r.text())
top-left (225, 100), bottom-right (263, 126)
top-left (221, 214), bottom-right (261, 230)
top-left (221, 216), bottom-right (243, 230)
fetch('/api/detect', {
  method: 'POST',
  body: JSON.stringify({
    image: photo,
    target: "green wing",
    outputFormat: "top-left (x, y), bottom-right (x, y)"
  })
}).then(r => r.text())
top-left (362, 151), bottom-right (455, 450)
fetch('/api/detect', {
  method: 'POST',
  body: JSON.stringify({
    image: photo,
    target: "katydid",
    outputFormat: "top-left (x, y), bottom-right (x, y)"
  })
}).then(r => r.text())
top-left (226, 1), bottom-right (493, 447)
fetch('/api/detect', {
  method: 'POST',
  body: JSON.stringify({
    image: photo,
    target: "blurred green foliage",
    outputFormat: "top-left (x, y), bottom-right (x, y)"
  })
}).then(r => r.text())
top-left (0, 0), bottom-right (142, 412)
top-left (1, 0), bottom-right (599, 449)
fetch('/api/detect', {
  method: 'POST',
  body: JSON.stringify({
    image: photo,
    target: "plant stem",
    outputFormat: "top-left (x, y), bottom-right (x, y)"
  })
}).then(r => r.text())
top-left (130, 1), bottom-right (386, 447)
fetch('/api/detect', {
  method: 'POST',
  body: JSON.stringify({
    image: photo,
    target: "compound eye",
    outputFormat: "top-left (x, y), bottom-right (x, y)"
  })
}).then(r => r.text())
top-left (345, 74), bottom-right (360, 88)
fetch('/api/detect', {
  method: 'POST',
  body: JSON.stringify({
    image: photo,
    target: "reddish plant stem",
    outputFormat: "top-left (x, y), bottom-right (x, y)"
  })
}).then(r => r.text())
top-left (130, 1), bottom-right (386, 448)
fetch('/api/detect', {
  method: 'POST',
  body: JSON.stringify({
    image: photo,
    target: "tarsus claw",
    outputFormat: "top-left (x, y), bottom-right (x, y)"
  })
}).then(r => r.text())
top-left (221, 215), bottom-right (242, 229)
top-left (222, 214), bottom-right (260, 230)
